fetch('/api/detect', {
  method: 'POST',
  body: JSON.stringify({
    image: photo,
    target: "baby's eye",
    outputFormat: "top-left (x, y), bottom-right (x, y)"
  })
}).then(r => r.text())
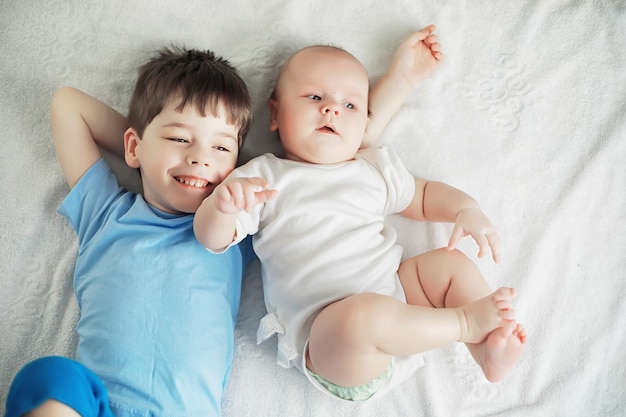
top-left (214, 146), bottom-right (231, 152)
top-left (307, 95), bottom-right (322, 101)
top-left (344, 102), bottom-right (355, 110)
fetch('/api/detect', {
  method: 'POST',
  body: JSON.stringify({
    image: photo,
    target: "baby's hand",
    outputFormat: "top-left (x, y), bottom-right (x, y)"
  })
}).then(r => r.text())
top-left (214, 177), bottom-right (278, 214)
top-left (390, 24), bottom-right (443, 88)
top-left (448, 208), bottom-right (501, 263)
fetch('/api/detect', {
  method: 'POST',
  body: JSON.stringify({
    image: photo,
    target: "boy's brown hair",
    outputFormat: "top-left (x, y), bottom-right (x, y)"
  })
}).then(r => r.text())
top-left (128, 46), bottom-right (252, 147)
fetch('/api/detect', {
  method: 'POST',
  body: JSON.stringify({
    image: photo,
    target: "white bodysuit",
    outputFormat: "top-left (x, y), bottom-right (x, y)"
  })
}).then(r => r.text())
top-left (226, 146), bottom-right (424, 388)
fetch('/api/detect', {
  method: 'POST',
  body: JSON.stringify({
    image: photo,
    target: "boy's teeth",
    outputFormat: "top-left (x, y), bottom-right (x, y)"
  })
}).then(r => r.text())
top-left (177, 177), bottom-right (208, 188)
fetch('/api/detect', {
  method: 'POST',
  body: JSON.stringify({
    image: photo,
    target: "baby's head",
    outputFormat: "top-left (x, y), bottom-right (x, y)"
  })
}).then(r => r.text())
top-left (124, 47), bottom-right (253, 214)
top-left (269, 45), bottom-right (370, 165)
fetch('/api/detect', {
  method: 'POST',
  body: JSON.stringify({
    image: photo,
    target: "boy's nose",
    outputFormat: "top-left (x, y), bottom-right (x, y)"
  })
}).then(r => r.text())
top-left (187, 154), bottom-right (210, 167)
top-left (186, 142), bottom-right (212, 167)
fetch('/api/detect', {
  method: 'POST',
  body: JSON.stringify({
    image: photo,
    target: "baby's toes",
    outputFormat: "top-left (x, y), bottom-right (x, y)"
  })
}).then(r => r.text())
top-left (495, 299), bottom-right (513, 311)
top-left (493, 287), bottom-right (517, 302)
top-left (497, 308), bottom-right (516, 320)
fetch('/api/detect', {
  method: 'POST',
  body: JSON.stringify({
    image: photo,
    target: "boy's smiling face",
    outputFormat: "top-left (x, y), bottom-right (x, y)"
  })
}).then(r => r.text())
top-left (124, 97), bottom-right (239, 214)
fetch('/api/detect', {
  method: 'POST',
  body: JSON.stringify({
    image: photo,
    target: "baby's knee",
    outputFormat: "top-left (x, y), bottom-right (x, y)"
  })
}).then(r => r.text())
top-left (430, 247), bottom-right (477, 270)
top-left (436, 246), bottom-right (469, 260)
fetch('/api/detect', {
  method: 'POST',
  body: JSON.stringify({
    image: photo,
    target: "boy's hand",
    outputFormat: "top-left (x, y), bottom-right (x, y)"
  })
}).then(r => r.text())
top-left (448, 208), bottom-right (501, 263)
top-left (390, 24), bottom-right (443, 88)
top-left (214, 177), bottom-right (278, 214)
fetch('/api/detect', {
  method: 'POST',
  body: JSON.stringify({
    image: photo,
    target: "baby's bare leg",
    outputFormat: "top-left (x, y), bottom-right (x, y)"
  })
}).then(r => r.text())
top-left (307, 294), bottom-right (459, 387)
top-left (399, 248), bottom-right (525, 381)
top-left (306, 287), bottom-right (513, 387)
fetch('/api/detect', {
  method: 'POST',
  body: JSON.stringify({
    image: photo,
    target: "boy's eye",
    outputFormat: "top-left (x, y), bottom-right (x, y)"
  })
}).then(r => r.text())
top-left (214, 146), bottom-right (231, 152)
top-left (344, 102), bottom-right (355, 110)
top-left (168, 137), bottom-right (188, 143)
top-left (307, 95), bottom-right (322, 101)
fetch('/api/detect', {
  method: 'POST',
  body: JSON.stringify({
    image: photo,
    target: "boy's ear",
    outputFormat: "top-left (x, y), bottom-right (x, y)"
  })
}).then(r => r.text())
top-left (124, 128), bottom-right (141, 168)
top-left (268, 98), bottom-right (279, 132)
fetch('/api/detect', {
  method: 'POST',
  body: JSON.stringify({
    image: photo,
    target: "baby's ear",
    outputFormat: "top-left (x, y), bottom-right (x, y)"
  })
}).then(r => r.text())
top-left (124, 128), bottom-right (141, 168)
top-left (268, 98), bottom-right (279, 132)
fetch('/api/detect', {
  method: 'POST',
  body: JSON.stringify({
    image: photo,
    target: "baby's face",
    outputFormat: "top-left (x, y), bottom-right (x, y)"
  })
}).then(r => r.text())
top-left (269, 46), bottom-right (369, 165)
top-left (125, 97), bottom-right (240, 214)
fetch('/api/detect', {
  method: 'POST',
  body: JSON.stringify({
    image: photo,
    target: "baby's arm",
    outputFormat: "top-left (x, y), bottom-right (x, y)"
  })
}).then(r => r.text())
top-left (50, 87), bottom-right (128, 188)
top-left (363, 25), bottom-right (443, 148)
top-left (194, 176), bottom-right (278, 251)
top-left (401, 178), bottom-right (501, 263)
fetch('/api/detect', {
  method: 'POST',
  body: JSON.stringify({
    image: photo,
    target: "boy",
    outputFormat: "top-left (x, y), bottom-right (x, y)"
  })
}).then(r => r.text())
top-left (6, 47), bottom-right (254, 417)
top-left (194, 42), bottom-right (526, 402)
top-left (6, 26), bottom-right (446, 416)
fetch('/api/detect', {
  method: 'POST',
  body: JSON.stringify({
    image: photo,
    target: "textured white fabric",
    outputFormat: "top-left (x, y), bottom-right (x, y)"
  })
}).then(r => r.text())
top-left (1, 1), bottom-right (625, 416)
top-left (230, 148), bottom-right (415, 371)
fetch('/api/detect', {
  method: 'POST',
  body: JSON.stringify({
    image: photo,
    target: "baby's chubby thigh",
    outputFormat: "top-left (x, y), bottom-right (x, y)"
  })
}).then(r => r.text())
top-left (306, 293), bottom-right (400, 388)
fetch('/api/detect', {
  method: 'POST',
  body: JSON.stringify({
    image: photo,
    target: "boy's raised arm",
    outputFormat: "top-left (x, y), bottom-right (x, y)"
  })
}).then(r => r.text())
top-left (363, 25), bottom-right (443, 148)
top-left (50, 87), bottom-right (128, 188)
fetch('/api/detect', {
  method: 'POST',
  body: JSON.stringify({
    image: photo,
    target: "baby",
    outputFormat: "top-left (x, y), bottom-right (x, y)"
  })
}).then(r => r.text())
top-left (194, 36), bottom-right (526, 402)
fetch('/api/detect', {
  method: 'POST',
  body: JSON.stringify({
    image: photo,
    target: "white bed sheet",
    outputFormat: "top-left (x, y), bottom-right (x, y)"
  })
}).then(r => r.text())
top-left (1, 1), bottom-right (625, 416)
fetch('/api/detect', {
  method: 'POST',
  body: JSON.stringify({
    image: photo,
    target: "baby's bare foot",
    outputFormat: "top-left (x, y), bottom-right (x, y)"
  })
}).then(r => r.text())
top-left (456, 287), bottom-right (516, 344)
top-left (481, 323), bottom-right (527, 382)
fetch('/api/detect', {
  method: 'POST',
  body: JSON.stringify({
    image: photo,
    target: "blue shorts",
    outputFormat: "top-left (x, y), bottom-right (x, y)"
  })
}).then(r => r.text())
top-left (5, 356), bottom-right (114, 417)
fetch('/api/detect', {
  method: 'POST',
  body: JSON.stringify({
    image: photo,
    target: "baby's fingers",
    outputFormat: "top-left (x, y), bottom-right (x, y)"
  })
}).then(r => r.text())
top-left (227, 182), bottom-right (249, 211)
top-left (475, 230), bottom-right (501, 263)
top-left (245, 188), bottom-right (278, 211)
top-left (242, 183), bottom-right (258, 212)
top-left (487, 230), bottom-right (502, 263)
top-left (474, 233), bottom-right (490, 260)
top-left (215, 184), bottom-right (234, 207)
top-left (425, 35), bottom-right (444, 61)
top-left (242, 177), bottom-right (278, 212)
top-left (256, 189), bottom-right (279, 205)
top-left (447, 223), bottom-right (464, 251)
top-left (404, 24), bottom-right (437, 45)
top-left (425, 34), bottom-right (439, 47)
top-left (215, 182), bottom-right (244, 213)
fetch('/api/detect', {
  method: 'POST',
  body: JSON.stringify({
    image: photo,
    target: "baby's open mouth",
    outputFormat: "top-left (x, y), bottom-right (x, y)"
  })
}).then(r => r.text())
top-left (319, 125), bottom-right (336, 133)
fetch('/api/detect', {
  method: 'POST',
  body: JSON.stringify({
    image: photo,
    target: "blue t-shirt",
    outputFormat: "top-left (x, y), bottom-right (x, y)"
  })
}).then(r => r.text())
top-left (58, 159), bottom-right (254, 417)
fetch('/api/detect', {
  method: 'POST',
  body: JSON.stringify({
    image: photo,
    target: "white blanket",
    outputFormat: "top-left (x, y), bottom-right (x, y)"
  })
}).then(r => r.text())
top-left (1, 1), bottom-right (624, 416)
